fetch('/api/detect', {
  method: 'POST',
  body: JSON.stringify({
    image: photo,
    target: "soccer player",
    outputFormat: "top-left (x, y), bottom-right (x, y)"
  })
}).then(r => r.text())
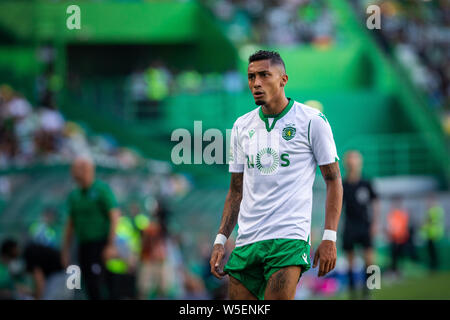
top-left (210, 50), bottom-right (343, 300)
top-left (342, 150), bottom-right (379, 299)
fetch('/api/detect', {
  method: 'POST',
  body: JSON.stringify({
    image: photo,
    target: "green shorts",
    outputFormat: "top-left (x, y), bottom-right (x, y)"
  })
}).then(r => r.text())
top-left (223, 238), bottom-right (311, 300)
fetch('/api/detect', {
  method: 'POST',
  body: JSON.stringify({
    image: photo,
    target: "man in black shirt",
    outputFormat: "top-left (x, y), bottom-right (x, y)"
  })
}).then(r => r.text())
top-left (342, 151), bottom-right (380, 299)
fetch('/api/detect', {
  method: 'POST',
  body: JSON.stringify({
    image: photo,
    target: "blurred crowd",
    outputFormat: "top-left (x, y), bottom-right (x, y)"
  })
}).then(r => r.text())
top-left (0, 84), bottom-right (142, 169)
top-left (0, 158), bottom-right (212, 300)
top-left (127, 61), bottom-right (245, 117)
top-left (353, 0), bottom-right (450, 134)
top-left (202, 0), bottom-right (337, 46)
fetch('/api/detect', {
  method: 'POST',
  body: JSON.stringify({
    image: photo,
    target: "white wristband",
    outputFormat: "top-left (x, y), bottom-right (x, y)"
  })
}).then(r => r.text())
top-left (214, 234), bottom-right (227, 246)
top-left (322, 229), bottom-right (337, 242)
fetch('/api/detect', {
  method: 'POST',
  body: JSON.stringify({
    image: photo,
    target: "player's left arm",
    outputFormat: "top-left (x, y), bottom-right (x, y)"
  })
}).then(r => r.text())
top-left (313, 161), bottom-right (343, 277)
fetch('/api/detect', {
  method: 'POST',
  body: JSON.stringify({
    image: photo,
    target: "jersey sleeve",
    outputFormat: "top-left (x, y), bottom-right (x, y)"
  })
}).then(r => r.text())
top-left (309, 113), bottom-right (339, 166)
top-left (228, 121), bottom-right (245, 173)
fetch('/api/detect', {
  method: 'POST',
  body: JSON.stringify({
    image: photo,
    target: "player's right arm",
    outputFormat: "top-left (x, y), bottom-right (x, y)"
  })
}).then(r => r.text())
top-left (210, 172), bottom-right (243, 279)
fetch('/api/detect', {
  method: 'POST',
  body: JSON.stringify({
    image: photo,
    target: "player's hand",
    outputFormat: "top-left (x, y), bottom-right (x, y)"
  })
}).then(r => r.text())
top-left (210, 244), bottom-right (226, 279)
top-left (313, 240), bottom-right (337, 277)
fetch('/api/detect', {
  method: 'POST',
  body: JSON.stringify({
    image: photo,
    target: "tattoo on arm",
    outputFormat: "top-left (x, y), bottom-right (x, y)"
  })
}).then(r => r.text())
top-left (320, 162), bottom-right (341, 182)
top-left (320, 161), bottom-right (343, 231)
top-left (218, 173), bottom-right (243, 237)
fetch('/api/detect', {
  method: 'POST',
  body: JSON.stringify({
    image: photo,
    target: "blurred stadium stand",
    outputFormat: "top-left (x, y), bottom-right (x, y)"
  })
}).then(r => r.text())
top-left (0, 0), bottom-right (449, 299)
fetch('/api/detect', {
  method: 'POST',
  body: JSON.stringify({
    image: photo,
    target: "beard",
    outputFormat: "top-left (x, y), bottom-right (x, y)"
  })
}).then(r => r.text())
top-left (254, 99), bottom-right (265, 106)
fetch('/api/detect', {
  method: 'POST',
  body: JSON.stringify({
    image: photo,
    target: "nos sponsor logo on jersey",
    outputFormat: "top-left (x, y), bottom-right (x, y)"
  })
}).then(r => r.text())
top-left (247, 149), bottom-right (290, 174)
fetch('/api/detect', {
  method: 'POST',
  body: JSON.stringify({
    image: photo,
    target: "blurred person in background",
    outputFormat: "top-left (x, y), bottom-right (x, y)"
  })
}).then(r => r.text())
top-left (342, 150), bottom-right (379, 300)
top-left (386, 196), bottom-right (410, 277)
top-left (421, 193), bottom-right (445, 272)
top-left (103, 204), bottom-right (144, 299)
top-left (61, 156), bottom-right (121, 300)
top-left (142, 61), bottom-right (171, 118)
top-left (176, 68), bottom-right (202, 94)
top-left (34, 92), bottom-right (65, 155)
top-left (28, 207), bottom-right (59, 249)
top-left (0, 84), bottom-right (30, 160)
top-left (138, 199), bottom-right (170, 299)
top-left (1, 238), bottom-right (72, 300)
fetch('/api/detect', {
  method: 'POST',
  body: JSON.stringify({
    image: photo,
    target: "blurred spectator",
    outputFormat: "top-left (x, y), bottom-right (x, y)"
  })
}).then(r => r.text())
top-left (28, 207), bottom-right (59, 249)
top-left (137, 199), bottom-right (171, 299)
top-left (223, 69), bottom-right (244, 93)
top-left (420, 193), bottom-right (445, 272)
top-left (0, 84), bottom-right (32, 161)
top-left (143, 61), bottom-right (171, 118)
top-left (176, 69), bottom-right (203, 94)
top-left (1, 238), bottom-right (72, 300)
top-left (386, 196), bottom-right (410, 275)
top-left (61, 156), bottom-right (121, 300)
top-left (34, 93), bottom-right (65, 155)
top-left (0, 84), bottom-right (145, 169)
top-left (342, 150), bottom-right (380, 300)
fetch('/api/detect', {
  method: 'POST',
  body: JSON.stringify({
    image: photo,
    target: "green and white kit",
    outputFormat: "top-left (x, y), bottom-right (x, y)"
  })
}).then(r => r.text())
top-left (228, 98), bottom-right (339, 247)
top-left (225, 98), bottom-right (339, 298)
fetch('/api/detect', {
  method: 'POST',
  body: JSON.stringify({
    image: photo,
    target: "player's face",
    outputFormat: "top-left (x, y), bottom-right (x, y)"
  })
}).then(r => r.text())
top-left (247, 60), bottom-right (287, 106)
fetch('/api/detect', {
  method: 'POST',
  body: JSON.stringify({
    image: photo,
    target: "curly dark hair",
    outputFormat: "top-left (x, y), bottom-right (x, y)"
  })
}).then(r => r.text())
top-left (248, 50), bottom-right (286, 72)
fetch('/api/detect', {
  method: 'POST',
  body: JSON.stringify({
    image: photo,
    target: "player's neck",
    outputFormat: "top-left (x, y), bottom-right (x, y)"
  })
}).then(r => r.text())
top-left (261, 96), bottom-right (289, 116)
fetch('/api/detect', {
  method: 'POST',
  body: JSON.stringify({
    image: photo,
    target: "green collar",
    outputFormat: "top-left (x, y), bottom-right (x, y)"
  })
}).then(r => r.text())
top-left (259, 98), bottom-right (294, 132)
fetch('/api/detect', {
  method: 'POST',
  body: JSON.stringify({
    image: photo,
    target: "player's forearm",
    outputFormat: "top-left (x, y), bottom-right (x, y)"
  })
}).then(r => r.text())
top-left (218, 173), bottom-right (243, 238)
top-left (324, 179), bottom-right (343, 231)
top-left (218, 190), bottom-right (242, 238)
top-left (320, 162), bottom-right (343, 231)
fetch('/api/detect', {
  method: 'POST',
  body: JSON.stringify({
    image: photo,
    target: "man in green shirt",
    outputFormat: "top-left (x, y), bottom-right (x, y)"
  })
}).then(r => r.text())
top-left (61, 157), bottom-right (120, 299)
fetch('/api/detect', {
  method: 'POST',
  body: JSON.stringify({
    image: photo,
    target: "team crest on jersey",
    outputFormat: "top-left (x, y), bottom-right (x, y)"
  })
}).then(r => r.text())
top-left (282, 124), bottom-right (296, 141)
top-left (256, 147), bottom-right (280, 175)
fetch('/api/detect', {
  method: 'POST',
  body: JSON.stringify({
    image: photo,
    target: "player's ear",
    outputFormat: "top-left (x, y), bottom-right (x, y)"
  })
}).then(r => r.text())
top-left (280, 74), bottom-right (288, 87)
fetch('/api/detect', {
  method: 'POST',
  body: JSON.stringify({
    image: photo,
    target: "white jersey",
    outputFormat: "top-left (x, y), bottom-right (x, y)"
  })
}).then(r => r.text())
top-left (229, 98), bottom-right (339, 247)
